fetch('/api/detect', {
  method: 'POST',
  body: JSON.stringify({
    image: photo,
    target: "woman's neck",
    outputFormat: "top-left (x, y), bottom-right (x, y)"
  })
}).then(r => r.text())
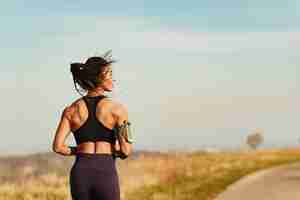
top-left (86, 87), bottom-right (105, 97)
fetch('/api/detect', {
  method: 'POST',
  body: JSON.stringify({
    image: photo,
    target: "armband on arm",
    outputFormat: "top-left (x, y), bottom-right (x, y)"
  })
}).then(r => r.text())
top-left (112, 121), bottom-right (134, 159)
top-left (113, 121), bottom-right (134, 144)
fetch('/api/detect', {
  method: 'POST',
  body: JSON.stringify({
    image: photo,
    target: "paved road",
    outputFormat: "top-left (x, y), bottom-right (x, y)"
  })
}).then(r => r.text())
top-left (215, 162), bottom-right (300, 200)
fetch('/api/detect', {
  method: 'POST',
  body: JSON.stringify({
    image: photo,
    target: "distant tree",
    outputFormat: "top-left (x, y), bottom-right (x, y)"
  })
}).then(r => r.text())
top-left (246, 129), bottom-right (264, 150)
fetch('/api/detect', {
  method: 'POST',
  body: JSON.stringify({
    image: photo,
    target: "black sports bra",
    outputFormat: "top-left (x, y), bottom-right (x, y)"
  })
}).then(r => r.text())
top-left (72, 95), bottom-right (117, 145)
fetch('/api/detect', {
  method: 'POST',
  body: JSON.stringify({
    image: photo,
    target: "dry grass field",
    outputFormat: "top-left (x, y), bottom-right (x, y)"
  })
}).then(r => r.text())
top-left (0, 148), bottom-right (300, 200)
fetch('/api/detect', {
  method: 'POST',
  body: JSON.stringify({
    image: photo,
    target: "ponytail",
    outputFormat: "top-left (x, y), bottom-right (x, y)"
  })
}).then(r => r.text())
top-left (70, 50), bottom-right (116, 96)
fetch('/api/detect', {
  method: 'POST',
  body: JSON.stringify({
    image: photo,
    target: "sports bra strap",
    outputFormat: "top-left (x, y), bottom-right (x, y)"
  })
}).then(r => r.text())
top-left (82, 96), bottom-right (106, 120)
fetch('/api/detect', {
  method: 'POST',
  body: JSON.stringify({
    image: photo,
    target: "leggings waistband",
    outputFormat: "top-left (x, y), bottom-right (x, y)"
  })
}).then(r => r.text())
top-left (76, 152), bottom-right (114, 157)
top-left (75, 152), bottom-right (115, 161)
top-left (73, 152), bottom-right (116, 171)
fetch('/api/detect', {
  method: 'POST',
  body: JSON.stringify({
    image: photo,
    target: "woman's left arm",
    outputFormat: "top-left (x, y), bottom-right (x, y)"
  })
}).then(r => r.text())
top-left (52, 107), bottom-right (77, 156)
top-left (112, 103), bottom-right (134, 158)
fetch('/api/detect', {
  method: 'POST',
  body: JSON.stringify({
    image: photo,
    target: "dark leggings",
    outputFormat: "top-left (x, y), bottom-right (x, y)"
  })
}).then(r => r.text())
top-left (70, 152), bottom-right (120, 200)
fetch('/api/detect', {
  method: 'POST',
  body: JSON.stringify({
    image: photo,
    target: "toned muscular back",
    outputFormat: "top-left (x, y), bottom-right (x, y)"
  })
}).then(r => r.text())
top-left (58, 97), bottom-right (129, 154)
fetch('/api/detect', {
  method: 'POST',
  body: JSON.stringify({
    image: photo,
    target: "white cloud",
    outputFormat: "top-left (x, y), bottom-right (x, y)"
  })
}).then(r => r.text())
top-left (38, 16), bottom-right (300, 56)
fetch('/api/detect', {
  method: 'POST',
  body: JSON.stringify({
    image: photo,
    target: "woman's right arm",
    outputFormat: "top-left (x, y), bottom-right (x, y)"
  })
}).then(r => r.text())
top-left (52, 107), bottom-right (77, 156)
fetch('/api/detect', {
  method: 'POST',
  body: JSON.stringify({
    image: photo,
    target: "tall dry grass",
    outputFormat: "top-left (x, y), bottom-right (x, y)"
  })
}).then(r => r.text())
top-left (1, 148), bottom-right (300, 200)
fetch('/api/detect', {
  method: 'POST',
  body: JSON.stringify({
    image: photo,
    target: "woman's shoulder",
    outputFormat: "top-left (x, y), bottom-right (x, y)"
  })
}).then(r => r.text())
top-left (108, 99), bottom-right (128, 118)
top-left (108, 98), bottom-right (127, 110)
top-left (95, 97), bottom-right (127, 115)
top-left (62, 97), bottom-right (84, 115)
top-left (69, 97), bottom-right (85, 108)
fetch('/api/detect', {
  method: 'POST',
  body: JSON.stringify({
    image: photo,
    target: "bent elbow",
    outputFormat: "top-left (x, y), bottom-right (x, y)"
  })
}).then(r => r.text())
top-left (52, 146), bottom-right (59, 153)
top-left (52, 144), bottom-right (61, 153)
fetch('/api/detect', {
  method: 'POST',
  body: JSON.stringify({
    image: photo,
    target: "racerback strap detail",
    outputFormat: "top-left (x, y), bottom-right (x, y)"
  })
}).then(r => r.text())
top-left (83, 95), bottom-right (106, 120)
top-left (72, 95), bottom-right (116, 145)
top-left (73, 95), bottom-right (116, 145)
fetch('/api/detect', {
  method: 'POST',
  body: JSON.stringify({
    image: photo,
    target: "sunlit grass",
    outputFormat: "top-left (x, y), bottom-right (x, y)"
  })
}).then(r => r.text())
top-left (125, 148), bottom-right (300, 200)
top-left (0, 148), bottom-right (300, 200)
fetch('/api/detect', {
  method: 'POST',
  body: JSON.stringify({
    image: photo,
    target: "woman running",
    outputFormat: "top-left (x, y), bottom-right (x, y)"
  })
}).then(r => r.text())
top-left (52, 51), bottom-right (134, 200)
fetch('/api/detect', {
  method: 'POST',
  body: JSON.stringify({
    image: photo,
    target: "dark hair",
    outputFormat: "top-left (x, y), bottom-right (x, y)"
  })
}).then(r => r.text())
top-left (70, 50), bottom-right (116, 96)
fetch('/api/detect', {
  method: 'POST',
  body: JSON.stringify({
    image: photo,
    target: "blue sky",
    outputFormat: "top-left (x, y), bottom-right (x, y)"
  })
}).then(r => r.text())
top-left (2, 1), bottom-right (300, 154)
top-left (3, 1), bottom-right (300, 31)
